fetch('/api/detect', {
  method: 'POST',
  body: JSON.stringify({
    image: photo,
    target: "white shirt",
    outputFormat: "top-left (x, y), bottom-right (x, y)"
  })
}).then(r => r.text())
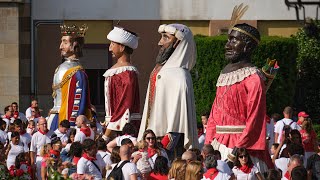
top-left (0, 129), bottom-right (7, 144)
top-left (202, 172), bottom-right (231, 180)
top-left (74, 128), bottom-right (94, 143)
top-left (266, 118), bottom-right (275, 149)
top-left (30, 131), bottom-right (53, 155)
top-left (7, 141), bottom-right (28, 168)
top-left (25, 107), bottom-right (32, 120)
top-left (54, 129), bottom-right (68, 144)
top-left (148, 148), bottom-right (170, 168)
top-left (232, 165), bottom-right (260, 180)
top-left (97, 151), bottom-right (112, 167)
top-left (216, 160), bottom-right (232, 175)
top-left (107, 160), bottom-right (138, 180)
top-left (275, 157), bottom-right (290, 179)
top-left (77, 155), bottom-right (105, 180)
top-left (115, 135), bottom-right (137, 146)
top-left (198, 133), bottom-right (206, 151)
top-left (17, 112), bottom-right (28, 123)
top-left (8, 132), bottom-right (32, 149)
top-left (2, 117), bottom-right (10, 132)
top-left (274, 118), bottom-right (299, 143)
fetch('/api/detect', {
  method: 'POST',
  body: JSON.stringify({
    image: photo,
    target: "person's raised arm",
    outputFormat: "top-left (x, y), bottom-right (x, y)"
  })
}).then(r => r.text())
top-left (107, 138), bottom-right (117, 153)
top-left (272, 134), bottom-right (286, 164)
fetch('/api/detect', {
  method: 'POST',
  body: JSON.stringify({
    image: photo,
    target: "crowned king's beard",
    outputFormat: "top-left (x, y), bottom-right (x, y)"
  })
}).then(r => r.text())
top-left (155, 42), bottom-right (176, 65)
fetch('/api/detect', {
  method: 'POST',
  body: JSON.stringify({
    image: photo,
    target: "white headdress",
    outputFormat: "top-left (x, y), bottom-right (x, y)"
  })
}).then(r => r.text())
top-left (107, 27), bottom-right (139, 49)
top-left (158, 24), bottom-right (196, 71)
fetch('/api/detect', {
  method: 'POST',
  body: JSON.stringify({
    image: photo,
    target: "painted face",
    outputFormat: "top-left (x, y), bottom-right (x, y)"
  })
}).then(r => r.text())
top-left (156, 32), bottom-right (177, 64)
top-left (109, 41), bottom-right (124, 60)
top-left (238, 153), bottom-right (249, 165)
top-left (225, 30), bottom-right (247, 63)
top-left (60, 36), bottom-right (74, 58)
top-left (145, 133), bottom-right (156, 148)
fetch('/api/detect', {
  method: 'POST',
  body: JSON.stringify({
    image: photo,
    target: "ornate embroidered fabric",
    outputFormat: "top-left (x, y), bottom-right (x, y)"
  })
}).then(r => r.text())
top-left (216, 66), bottom-right (265, 87)
top-left (103, 66), bottom-right (138, 78)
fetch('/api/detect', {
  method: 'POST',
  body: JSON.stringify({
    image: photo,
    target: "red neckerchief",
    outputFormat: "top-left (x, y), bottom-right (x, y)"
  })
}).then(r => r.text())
top-left (80, 127), bottom-right (91, 137)
top-left (38, 129), bottom-right (48, 135)
top-left (82, 153), bottom-right (97, 161)
top-left (148, 147), bottom-right (157, 158)
top-left (19, 129), bottom-right (26, 135)
top-left (284, 171), bottom-right (290, 180)
top-left (49, 149), bottom-right (60, 158)
top-left (73, 156), bottom-right (81, 165)
top-left (239, 164), bottom-right (254, 174)
top-left (203, 168), bottom-right (219, 180)
top-left (13, 111), bottom-right (19, 119)
top-left (4, 115), bottom-right (11, 119)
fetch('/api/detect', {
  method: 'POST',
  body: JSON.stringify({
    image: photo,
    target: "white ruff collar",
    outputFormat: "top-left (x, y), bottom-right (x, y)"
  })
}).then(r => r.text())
top-left (216, 66), bottom-right (265, 87)
top-left (103, 66), bottom-right (138, 78)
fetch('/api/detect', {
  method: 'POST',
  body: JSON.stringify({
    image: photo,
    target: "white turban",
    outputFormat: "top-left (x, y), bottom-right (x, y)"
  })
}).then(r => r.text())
top-left (107, 27), bottom-right (138, 49)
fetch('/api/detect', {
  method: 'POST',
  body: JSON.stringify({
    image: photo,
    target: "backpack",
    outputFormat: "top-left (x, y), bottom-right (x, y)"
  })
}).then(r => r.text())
top-left (282, 121), bottom-right (294, 139)
top-left (107, 160), bottom-right (130, 180)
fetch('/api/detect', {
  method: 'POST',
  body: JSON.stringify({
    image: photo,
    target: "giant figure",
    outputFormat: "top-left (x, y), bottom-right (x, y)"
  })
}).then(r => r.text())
top-left (48, 24), bottom-right (92, 130)
top-left (204, 23), bottom-right (273, 173)
top-left (138, 24), bottom-right (199, 150)
top-left (102, 26), bottom-right (140, 140)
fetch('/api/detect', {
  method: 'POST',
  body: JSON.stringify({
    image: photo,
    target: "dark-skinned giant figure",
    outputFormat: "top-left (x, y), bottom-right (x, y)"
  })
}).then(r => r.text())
top-left (205, 23), bottom-right (273, 173)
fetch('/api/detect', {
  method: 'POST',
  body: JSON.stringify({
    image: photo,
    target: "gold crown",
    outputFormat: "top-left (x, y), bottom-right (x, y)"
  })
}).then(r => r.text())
top-left (60, 24), bottom-right (88, 37)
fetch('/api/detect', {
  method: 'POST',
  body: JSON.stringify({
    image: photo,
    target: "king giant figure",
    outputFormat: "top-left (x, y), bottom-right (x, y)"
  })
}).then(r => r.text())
top-left (48, 24), bottom-right (92, 130)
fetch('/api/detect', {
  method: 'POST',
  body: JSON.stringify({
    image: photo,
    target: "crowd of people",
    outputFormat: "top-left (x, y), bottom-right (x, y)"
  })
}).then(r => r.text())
top-left (0, 101), bottom-right (318, 180)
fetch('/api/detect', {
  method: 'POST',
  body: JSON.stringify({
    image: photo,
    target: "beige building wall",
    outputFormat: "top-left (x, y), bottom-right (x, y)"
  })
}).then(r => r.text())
top-left (257, 20), bottom-right (303, 37)
top-left (0, 2), bottom-right (19, 112)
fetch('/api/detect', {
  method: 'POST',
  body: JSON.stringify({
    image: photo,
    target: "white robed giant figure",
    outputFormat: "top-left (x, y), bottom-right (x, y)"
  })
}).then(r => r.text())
top-left (138, 24), bottom-right (198, 149)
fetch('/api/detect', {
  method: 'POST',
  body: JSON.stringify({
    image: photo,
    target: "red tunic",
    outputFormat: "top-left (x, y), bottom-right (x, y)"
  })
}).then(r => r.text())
top-left (104, 66), bottom-right (140, 131)
top-left (205, 67), bottom-right (272, 168)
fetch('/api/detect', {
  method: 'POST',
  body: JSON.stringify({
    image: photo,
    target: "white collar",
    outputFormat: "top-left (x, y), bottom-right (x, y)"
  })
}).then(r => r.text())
top-left (216, 66), bottom-right (265, 87)
top-left (103, 66), bottom-right (138, 78)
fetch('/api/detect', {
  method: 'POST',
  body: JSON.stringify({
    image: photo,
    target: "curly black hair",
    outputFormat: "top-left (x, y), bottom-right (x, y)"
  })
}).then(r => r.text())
top-left (233, 23), bottom-right (260, 49)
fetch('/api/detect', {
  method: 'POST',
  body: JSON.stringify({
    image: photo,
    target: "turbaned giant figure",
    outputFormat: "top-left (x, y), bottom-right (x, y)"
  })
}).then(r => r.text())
top-left (138, 24), bottom-right (199, 152)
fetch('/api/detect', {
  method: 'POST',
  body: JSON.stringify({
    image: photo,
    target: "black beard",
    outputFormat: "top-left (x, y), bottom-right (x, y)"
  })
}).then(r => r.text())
top-left (155, 43), bottom-right (176, 64)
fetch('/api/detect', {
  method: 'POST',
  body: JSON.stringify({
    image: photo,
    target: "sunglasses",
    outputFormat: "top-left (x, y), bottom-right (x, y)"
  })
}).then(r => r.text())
top-left (146, 137), bottom-right (156, 141)
top-left (239, 155), bottom-right (248, 159)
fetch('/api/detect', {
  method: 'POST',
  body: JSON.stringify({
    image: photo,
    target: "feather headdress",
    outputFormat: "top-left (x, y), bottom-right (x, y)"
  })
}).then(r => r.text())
top-left (229, 3), bottom-right (249, 29)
